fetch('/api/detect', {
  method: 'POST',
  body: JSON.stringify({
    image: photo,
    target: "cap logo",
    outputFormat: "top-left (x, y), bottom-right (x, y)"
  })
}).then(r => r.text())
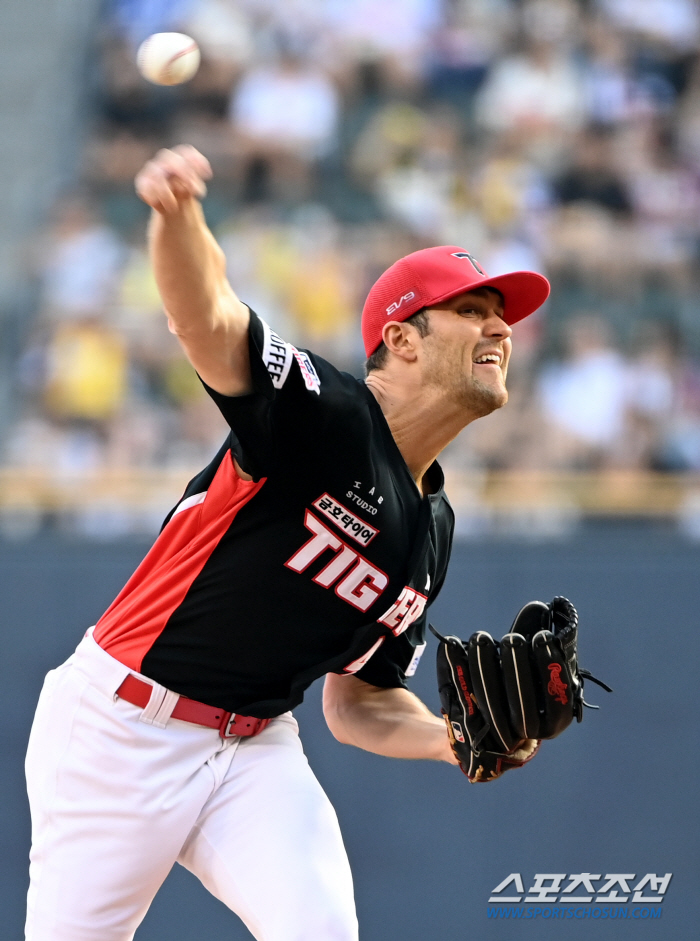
top-left (386, 291), bottom-right (416, 316)
top-left (451, 252), bottom-right (486, 275)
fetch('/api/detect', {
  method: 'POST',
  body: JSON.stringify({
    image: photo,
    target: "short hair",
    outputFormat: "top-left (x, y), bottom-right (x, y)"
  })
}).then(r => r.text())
top-left (365, 308), bottom-right (431, 374)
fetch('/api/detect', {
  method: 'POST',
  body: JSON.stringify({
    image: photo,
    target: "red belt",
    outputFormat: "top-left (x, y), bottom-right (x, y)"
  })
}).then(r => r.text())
top-left (116, 674), bottom-right (272, 739)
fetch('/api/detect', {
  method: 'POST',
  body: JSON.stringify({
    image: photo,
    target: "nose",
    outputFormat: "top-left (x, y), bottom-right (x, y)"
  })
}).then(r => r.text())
top-left (484, 312), bottom-right (513, 339)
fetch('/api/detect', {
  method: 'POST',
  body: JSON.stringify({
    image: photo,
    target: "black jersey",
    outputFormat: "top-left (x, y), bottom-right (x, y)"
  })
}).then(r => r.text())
top-left (95, 310), bottom-right (455, 717)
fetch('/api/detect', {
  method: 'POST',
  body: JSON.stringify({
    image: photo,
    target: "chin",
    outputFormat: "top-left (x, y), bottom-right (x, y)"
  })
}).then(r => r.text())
top-left (462, 380), bottom-right (508, 417)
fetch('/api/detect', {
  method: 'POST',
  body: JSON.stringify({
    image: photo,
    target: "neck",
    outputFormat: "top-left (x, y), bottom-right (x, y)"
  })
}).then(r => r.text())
top-left (365, 370), bottom-right (479, 491)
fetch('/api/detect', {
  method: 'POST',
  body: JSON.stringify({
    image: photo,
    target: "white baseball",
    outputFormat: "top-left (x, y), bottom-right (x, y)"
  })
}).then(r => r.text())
top-left (136, 33), bottom-right (201, 86)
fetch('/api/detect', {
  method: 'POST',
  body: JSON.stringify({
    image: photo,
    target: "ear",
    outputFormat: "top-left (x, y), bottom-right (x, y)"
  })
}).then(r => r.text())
top-left (382, 321), bottom-right (421, 362)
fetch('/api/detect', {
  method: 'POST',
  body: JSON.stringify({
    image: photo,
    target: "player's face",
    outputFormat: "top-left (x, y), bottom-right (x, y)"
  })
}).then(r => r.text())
top-left (420, 288), bottom-right (512, 416)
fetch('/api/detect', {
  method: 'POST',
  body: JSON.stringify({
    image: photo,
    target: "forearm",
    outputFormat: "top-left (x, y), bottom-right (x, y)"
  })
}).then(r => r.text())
top-left (323, 675), bottom-right (457, 764)
top-left (136, 146), bottom-right (251, 394)
top-left (148, 199), bottom-right (232, 335)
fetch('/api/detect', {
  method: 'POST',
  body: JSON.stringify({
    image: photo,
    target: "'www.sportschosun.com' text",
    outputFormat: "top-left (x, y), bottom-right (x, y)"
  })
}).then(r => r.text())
top-left (487, 906), bottom-right (662, 920)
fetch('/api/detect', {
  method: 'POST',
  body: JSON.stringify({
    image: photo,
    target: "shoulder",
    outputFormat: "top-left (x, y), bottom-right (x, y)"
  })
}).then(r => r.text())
top-left (252, 309), bottom-right (367, 409)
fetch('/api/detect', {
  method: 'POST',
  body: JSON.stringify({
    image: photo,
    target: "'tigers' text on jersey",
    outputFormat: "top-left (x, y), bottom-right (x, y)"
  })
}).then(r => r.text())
top-left (285, 510), bottom-right (388, 612)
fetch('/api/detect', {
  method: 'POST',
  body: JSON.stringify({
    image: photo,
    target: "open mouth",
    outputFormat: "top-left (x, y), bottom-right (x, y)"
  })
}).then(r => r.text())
top-left (473, 353), bottom-right (502, 368)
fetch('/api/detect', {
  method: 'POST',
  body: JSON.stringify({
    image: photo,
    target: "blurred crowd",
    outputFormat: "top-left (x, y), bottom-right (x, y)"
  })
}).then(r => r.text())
top-left (6, 0), bottom-right (700, 481)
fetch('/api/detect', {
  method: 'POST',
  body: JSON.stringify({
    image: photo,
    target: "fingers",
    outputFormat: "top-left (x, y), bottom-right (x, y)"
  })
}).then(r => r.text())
top-left (171, 144), bottom-right (212, 179)
top-left (135, 146), bottom-right (212, 214)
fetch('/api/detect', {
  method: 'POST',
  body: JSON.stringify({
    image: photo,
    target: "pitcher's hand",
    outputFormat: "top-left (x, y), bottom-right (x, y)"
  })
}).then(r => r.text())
top-left (135, 145), bottom-right (212, 214)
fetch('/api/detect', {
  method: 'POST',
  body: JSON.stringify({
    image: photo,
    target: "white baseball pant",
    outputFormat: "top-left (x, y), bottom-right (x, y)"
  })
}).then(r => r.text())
top-left (25, 630), bottom-right (358, 941)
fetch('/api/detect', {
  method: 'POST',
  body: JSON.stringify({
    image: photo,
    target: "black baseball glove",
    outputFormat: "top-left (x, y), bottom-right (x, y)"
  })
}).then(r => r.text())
top-left (432, 597), bottom-right (611, 783)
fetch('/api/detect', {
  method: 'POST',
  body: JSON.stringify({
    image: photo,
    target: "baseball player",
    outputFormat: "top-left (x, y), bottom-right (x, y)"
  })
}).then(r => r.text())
top-left (24, 145), bottom-right (551, 941)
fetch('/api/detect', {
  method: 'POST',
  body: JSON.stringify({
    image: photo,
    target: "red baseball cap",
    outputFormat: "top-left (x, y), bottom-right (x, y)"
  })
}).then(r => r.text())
top-left (361, 245), bottom-right (550, 356)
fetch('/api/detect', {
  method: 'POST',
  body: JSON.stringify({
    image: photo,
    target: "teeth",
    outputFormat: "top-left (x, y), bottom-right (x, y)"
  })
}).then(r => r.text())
top-left (475, 354), bottom-right (500, 364)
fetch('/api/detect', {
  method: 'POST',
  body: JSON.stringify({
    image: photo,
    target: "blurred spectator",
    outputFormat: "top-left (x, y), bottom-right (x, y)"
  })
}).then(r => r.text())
top-left (183, 0), bottom-right (254, 70)
top-left (219, 206), bottom-right (360, 367)
top-left (44, 323), bottom-right (127, 422)
top-left (326, 0), bottom-right (442, 90)
top-left (522, 0), bottom-right (580, 46)
top-left (581, 19), bottom-right (640, 126)
top-left (372, 108), bottom-right (462, 239)
top-left (537, 315), bottom-right (629, 468)
top-left (350, 102), bottom-right (429, 183)
top-left (229, 47), bottom-right (340, 200)
top-left (428, 0), bottom-right (513, 107)
top-left (622, 326), bottom-right (676, 468)
top-left (597, 0), bottom-right (700, 53)
top-left (553, 126), bottom-right (632, 214)
top-left (659, 357), bottom-right (700, 471)
top-left (231, 54), bottom-right (339, 156)
top-left (543, 202), bottom-right (635, 286)
top-left (473, 136), bottom-right (550, 234)
top-left (474, 3), bottom-right (586, 162)
top-left (178, 1), bottom-right (256, 122)
top-left (38, 198), bottom-right (125, 321)
top-left (625, 127), bottom-right (700, 282)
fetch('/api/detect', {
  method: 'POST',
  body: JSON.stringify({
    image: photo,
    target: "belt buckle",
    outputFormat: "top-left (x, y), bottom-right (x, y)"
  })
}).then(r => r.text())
top-left (219, 712), bottom-right (238, 739)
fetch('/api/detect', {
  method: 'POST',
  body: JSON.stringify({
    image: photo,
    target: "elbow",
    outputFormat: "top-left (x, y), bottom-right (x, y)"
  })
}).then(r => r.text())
top-left (322, 677), bottom-right (356, 745)
top-left (327, 725), bottom-right (352, 746)
top-left (323, 698), bottom-right (353, 745)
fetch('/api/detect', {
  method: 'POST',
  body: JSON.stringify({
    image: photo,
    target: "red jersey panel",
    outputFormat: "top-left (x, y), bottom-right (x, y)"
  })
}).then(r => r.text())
top-left (94, 451), bottom-right (265, 671)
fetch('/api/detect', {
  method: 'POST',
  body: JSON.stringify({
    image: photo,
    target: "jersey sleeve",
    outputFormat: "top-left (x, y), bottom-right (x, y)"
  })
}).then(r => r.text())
top-left (201, 308), bottom-right (337, 479)
top-left (354, 614), bottom-right (428, 689)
